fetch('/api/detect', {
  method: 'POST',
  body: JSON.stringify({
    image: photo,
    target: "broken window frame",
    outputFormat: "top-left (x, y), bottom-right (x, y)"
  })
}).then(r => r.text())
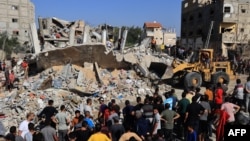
top-left (241, 9), bottom-right (246, 13)
top-left (12, 30), bottom-right (19, 36)
top-left (224, 7), bottom-right (231, 13)
top-left (12, 18), bottom-right (18, 23)
top-left (189, 15), bottom-right (194, 21)
top-left (11, 5), bottom-right (18, 10)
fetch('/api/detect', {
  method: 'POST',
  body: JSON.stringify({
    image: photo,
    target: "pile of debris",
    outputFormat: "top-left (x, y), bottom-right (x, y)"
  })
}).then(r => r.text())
top-left (0, 59), bottom-right (172, 134)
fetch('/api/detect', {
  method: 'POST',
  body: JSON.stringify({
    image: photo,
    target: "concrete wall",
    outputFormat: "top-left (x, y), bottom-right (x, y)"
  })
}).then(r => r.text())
top-left (164, 32), bottom-right (176, 46)
top-left (0, 0), bottom-right (35, 44)
top-left (36, 44), bottom-right (130, 71)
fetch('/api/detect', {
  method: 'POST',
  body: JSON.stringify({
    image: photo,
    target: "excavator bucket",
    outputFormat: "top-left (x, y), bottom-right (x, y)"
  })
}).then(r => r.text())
top-left (148, 62), bottom-right (173, 80)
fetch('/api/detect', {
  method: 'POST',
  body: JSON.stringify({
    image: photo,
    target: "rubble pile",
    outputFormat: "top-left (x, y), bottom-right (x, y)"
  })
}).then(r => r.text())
top-left (0, 60), bottom-right (172, 134)
top-left (0, 16), bottom-right (177, 135)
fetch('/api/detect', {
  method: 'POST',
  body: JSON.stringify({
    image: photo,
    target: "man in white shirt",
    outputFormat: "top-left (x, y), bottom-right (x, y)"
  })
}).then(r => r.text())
top-left (83, 98), bottom-right (93, 117)
top-left (152, 107), bottom-right (161, 135)
top-left (18, 112), bottom-right (35, 138)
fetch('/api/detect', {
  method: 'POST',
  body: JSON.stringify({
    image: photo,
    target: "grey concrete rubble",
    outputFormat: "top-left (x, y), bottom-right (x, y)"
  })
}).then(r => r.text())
top-left (0, 17), bottom-right (178, 135)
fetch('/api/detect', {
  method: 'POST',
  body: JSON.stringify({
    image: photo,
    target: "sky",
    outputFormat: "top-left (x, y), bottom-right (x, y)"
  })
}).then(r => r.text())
top-left (31, 0), bottom-right (182, 36)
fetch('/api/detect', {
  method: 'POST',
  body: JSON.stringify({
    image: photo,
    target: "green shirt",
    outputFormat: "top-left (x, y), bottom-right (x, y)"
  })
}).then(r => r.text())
top-left (177, 98), bottom-right (190, 114)
top-left (161, 109), bottom-right (177, 129)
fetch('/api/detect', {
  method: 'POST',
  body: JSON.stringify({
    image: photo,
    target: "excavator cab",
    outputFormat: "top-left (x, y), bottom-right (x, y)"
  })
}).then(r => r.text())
top-left (199, 49), bottom-right (213, 69)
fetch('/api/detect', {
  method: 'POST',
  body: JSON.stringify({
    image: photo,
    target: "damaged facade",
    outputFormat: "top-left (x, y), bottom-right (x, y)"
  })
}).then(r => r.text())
top-left (143, 21), bottom-right (177, 46)
top-left (0, 0), bottom-right (35, 44)
top-left (38, 17), bottom-right (115, 49)
top-left (181, 0), bottom-right (250, 57)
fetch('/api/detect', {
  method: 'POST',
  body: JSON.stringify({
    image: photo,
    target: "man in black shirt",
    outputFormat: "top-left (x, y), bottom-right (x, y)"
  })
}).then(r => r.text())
top-left (133, 97), bottom-right (144, 111)
top-left (38, 100), bottom-right (58, 129)
top-left (74, 121), bottom-right (91, 141)
top-left (184, 96), bottom-right (205, 133)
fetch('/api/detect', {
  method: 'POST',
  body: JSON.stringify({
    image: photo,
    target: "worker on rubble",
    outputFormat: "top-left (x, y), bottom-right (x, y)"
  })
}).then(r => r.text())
top-left (151, 37), bottom-right (157, 53)
top-left (21, 58), bottom-right (29, 80)
top-left (117, 38), bottom-right (122, 50)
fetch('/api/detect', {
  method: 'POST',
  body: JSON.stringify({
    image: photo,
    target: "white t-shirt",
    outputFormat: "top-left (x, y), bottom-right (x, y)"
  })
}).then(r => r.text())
top-left (19, 120), bottom-right (29, 138)
top-left (83, 105), bottom-right (93, 116)
top-left (153, 113), bottom-right (161, 134)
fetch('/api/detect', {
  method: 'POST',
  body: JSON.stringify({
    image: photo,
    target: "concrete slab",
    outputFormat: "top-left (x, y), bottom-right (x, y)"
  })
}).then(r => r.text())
top-left (123, 52), bottom-right (137, 64)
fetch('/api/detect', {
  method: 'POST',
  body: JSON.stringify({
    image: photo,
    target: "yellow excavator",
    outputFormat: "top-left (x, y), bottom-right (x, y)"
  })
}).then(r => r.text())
top-left (160, 48), bottom-right (236, 89)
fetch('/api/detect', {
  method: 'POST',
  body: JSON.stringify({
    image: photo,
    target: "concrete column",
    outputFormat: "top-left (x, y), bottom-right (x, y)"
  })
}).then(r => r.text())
top-left (69, 27), bottom-right (75, 45)
top-left (102, 29), bottom-right (107, 45)
top-left (118, 27), bottom-right (121, 39)
top-left (38, 17), bottom-right (44, 36)
top-left (30, 23), bottom-right (40, 54)
top-left (83, 25), bottom-right (90, 43)
top-left (121, 29), bottom-right (128, 53)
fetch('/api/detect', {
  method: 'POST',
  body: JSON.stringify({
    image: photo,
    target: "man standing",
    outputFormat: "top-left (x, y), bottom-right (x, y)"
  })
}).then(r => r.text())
top-left (83, 98), bottom-right (93, 117)
top-left (221, 97), bottom-right (240, 125)
top-left (38, 100), bottom-right (58, 129)
top-left (152, 107), bottom-right (161, 136)
top-left (176, 92), bottom-right (190, 138)
top-left (98, 97), bottom-right (108, 119)
top-left (70, 110), bottom-right (81, 130)
top-left (39, 34), bottom-right (45, 51)
top-left (142, 97), bottom-right (154, 124)
top-left (245, 76), bottom-right (250, 113)
top-left (151, 37), bottom-right (157, 53)
top-left (198, 95), bottom-right (211, 141)
top-left (110, 116), bottom-right (125, 141)
top-left (41, 119), bottom-right (58, 141)
top-left (18, 112), bottom-right (35, 138)
top-left (21, 58), bottom-right (29, 80)
top-left (54, 105), bottom-right (70, 141)
top-left (161, 103), bottom-right (180, 141)
top-left (24, 123), bottom-right (35, 141)
top-left (185, 96), bottom-right (205, 134)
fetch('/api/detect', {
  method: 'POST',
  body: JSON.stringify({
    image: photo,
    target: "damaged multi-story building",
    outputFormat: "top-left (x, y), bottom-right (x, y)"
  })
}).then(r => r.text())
top-left (0, 0), bottom-right (35, 44)
top-left (181, 0), bottom-right (250, 58)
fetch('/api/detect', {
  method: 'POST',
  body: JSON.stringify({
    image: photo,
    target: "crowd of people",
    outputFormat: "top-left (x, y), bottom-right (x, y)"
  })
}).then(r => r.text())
top-left (1, 75), bottom-right (250, 141)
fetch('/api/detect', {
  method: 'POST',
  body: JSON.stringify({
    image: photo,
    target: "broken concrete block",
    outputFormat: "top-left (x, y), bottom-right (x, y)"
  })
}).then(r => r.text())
top-left (76, 71), bottom-right (84, 86)
top-left (123, 52), bottom-right (137, 64)
top-left (83, 62), bottom-right (94, 70)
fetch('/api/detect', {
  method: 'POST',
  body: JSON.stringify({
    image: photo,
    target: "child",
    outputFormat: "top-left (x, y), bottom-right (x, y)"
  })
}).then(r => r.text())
top-left (187, 125), bottom-right (197, 141)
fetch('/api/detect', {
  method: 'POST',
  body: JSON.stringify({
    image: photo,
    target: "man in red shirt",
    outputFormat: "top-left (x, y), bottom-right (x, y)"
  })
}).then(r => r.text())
top-left (215, 83), bottom-right (224, 109)
top-left (21, 59), bottom-right (29, 80)
top-left (8, 70), bottom-right (15, 92)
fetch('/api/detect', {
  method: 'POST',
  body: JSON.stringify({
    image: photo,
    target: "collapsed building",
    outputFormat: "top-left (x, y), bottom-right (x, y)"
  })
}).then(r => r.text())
top-left (0, 17), bottom-right (175, 134)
